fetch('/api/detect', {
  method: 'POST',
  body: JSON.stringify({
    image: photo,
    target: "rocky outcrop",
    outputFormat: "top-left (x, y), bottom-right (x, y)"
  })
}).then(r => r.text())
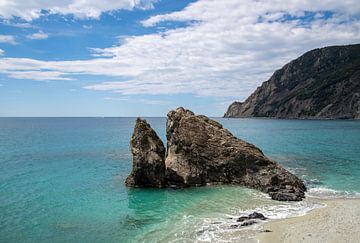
top-left (126, 108), bottom-right (306, 201)
top-left (125, 118), bottom-right (166, 187)
top-left (165, 107), bottom-right (305, 201)
top-left (224, 44), bottom-right (360, 119)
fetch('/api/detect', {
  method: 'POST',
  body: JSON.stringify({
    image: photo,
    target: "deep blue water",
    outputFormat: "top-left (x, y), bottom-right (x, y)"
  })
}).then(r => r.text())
top-left (1, 118), bottom-right (359, 242)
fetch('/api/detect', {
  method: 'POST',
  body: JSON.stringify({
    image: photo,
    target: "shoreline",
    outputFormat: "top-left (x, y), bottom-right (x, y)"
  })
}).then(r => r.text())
top-left (254, 197), bottom-right (360, 243)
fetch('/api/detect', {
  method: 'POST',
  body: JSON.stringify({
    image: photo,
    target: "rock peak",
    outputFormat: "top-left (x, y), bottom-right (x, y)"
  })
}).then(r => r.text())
top-left (125, 118), bottom-right (166, 187)
top-left (168, 107), bottom-right (195, 117)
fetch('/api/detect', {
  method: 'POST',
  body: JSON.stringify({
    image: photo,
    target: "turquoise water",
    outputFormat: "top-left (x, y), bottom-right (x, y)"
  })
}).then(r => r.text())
top-left (1, 118), bottom-right (360, 242)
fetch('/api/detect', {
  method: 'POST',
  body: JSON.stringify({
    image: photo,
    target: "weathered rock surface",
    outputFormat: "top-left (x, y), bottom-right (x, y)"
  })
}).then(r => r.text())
top-left (165, 107), bottom-right (306, 201)
top-left (237, 212), bottom-right (267, 222)
top-left (125, 118), bottom-right (166, 187)
top-left (224, 44), bottom-right (360, 119)
top-left (231, 212), bottom-right (268, 228)
top-left (126, 108), bottom-right (306, 201)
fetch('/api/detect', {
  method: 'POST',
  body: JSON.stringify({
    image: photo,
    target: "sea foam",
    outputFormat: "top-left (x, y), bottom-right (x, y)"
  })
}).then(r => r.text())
top-left (307, 187), bottom-right (360, 199)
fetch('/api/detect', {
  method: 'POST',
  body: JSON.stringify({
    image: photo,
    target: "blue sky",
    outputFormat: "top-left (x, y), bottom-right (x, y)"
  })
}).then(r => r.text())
top-left (0, 0), bottom-right (359, 117)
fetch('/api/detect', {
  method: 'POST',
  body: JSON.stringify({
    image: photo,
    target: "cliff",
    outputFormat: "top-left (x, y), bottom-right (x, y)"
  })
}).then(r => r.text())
top-left (224, 44), bottom-right (360, 119)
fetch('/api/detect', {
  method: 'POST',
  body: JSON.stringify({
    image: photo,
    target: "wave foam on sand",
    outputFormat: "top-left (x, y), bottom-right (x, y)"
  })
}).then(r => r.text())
top-left (256, 198), bottom-right (360, 243)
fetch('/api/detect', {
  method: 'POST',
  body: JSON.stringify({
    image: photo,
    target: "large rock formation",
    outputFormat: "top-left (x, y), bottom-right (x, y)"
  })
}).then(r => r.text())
top-left (125, 118), bottom-right (166, 187)
top-left (126, 108), bottom-right (306, 201)
top-left (165, 107), bottom-right (305, 201)
top-left (224, 44), bottom-right (360, 119)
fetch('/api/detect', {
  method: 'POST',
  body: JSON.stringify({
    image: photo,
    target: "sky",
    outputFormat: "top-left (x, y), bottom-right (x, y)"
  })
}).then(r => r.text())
top-left (0, 0), bottom-right (359, 117)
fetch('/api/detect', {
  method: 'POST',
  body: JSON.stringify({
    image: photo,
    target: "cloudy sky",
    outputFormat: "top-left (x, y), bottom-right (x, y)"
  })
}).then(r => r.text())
top-left (0, 0), bottom-right (359, 116)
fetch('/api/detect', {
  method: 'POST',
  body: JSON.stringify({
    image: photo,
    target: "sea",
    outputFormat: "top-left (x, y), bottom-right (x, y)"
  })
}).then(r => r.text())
top-left (1, 117), bottom-right (360, 242)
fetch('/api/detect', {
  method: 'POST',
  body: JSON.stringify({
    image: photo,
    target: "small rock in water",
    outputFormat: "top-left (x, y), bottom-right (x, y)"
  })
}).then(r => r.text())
top-left (240, 220), bottom-right (257, 227)
top-left (248, 212), bottom-right (267, 220)
top-left (210, 221), bottom-right (222, 225)
top-left (237, 212), bottom-right (267, 222)
top-left (236, 216), bottom-right (248, 222)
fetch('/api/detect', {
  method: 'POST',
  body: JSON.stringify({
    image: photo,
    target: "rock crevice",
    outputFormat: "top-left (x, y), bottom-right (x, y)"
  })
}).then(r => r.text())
top-left (126, 108), bottom-right (306, 201)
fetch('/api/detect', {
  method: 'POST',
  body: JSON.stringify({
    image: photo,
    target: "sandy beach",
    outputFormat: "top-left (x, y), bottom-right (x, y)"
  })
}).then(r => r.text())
top-left (256, 198), bottom-right (360, 243)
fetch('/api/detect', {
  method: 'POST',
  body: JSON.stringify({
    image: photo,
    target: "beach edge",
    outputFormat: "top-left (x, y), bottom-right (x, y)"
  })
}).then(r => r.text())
top-left (255, 198), bottom-right (360, 243)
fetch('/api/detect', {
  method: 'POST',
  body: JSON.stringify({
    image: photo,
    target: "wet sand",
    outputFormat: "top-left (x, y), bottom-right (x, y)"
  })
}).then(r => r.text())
top-left (256, 198), bottom-right (360, 243)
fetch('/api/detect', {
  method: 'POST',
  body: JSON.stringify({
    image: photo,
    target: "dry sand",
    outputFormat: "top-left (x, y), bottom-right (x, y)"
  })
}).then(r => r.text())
top-left (255, 198), bottom-right (360, 243)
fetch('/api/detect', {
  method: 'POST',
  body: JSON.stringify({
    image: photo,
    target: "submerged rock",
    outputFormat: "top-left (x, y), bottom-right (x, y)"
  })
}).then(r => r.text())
top-left (126, 108), bottom-right (306, 201)
top-left (231, 212), bottom-right (268, 228)
top-left (125, 118), bottom-right (166, 187)
top-left (240, 220), bottom-right (257, 227)
top-left (237, 212), bottom-right (267, 222)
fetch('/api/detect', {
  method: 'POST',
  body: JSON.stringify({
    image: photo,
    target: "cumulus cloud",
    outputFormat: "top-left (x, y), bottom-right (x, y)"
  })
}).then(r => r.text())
top-left (0, 49), bottom-right (4, 56)
top-left (0, 0), bottom-right (158, 21)
top-left (0, 0), bottom-right (360, 99)
top-left (26, 31), bottom-right (48, 40)
top-left (0, 35), bottom-right (17, 44)
top-left (142, 0), bottom-right (360, 27)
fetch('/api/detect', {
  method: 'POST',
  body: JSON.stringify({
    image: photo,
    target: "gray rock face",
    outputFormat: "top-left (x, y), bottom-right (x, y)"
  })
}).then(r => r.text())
top-left (224, 44), bottom-right (360, 119)
top-left (125, 118), bottom-right (166, 187)
top-left (126, 108), bottom-right (306, 201)
top-left (165, 107), bottom-right (305, 201)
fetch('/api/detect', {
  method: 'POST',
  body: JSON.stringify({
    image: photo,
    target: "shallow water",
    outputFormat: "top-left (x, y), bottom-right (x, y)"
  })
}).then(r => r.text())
top-left (0, 117), bottom-right (359, 242)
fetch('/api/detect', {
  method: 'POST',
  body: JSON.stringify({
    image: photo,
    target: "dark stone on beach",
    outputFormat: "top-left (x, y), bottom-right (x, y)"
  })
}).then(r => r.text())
top-left (164, 107), bottom-right (306, 201)
top-left (262, 229), bottom-right (272, 233)
top-left (125, 118), bottom-right (166, 187)
top-left (240, 220), bottom-right (257, 227)
top-left (125, 107), bottom-right (306, 201)
top-left (237, 212), bottom-right (267, 222)
top-left (236, 216), bottom-right (248, 222)
top-left (248, 212), bottom-right (267, 220)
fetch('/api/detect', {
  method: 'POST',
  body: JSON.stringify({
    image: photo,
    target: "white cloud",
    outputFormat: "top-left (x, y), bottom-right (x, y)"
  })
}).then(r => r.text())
top-left (11, 22), bottom-right (34, 28)
top-left (104, 96), bottom-right (129, 101)
top-left (89, 47), bottom-right (115, 57)
top-left (0, 35), bottom-right (17, 44)
top-left (142, 0), bottom-right (360, 27)
top-left (26, 31), bottom-right (48, 40)
top-left (0, 0), bottom-right (360, 99)
top-left (0, 0), bottom-right (158, 21)
top-left (5, 70), bottom-right (72, 81)
top-left (0, 49), bottom-right (4, 56)
top-left (0, 19), bottom-right (35, 28)
top-left (104, 96), bottom-right (170, 105)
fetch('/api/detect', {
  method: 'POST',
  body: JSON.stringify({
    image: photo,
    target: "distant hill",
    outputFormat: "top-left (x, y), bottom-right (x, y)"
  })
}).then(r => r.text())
top-left (224, 44), bottom-right (360, 119)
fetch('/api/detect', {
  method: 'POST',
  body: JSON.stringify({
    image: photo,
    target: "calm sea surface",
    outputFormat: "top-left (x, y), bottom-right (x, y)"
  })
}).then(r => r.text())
top-left (1, 118), bottom-right (360, 242)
